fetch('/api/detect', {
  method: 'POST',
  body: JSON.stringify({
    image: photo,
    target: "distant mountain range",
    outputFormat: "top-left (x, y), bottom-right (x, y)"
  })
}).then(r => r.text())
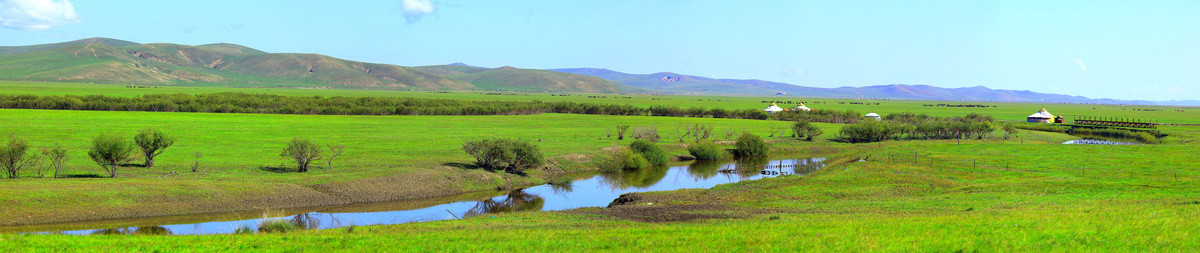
top-left (550, 68), bottom-right (1174, 105)
top-left (0, 38), bottom-right (1187, 106)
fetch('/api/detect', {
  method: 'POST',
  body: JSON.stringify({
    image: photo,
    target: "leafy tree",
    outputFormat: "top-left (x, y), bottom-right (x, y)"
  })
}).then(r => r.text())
top-left (281, 138), bottom-right (322, 172)
top-left (734, 133), bottom-right (769, 157)
top-left (88, 133), bottom-right (135, 178)
top-left (133, 128), bottom-right (175, 167)
top-left (791, 121), bottom-right (824, 141)
top-left (42, 144), bottom-right (68, 178)
top-left (0, 136), bottom-right (39, 179)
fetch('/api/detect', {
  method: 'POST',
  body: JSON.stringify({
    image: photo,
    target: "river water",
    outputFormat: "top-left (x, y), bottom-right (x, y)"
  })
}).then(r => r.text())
top-left (24, 157), bottom-right (825, 235)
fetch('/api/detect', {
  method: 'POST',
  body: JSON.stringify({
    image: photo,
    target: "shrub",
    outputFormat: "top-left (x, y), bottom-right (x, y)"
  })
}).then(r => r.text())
top-left (630, 140), bottom-right (668, 165)
top-left (791, 121), bottom-right (823, 141)
top-left (133, 128), bottom-right (175, 168)
top-left (463, 139), bottom-right (511, 169)
top-left (620, 152), bottom-right (651, 170)
top-left (616, 125), bottom-right (630, 140)
top-left (462, 138), bottom-right (544, 172)
top-left (88, 133), bottom-right (135, 178)
top-left (687, 142), bottom-right (727, 161)
top-left (593, 148), bottom-right (650, 172)
top-left (632, 126), bottom-right (661, 142)
top-left (0, 136), bottom-right (39, 179)
top-left (734, 133), bottom-right (769, 157)
top-left (234, 225), bottom-right (256, 234)
top-left (506, 140), bottom-right (545, 173)
top-left (281, 138), bottom-right (323, 172)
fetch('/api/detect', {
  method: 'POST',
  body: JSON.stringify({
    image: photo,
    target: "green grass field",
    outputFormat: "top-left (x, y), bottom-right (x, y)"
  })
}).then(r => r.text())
top-left (0, 108), bottom-right (831, 226)
top-left (2, 81), bottom-right (1198, 251)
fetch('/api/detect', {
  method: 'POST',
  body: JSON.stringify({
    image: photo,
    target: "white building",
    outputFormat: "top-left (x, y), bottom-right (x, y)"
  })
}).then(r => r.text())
top-left (1026, 107), bottom-right (1055, 123)
top-left (865, 112), bottom-right (881, 121)
top-left (763, 103), bottom-right (784, 113)
top-left (795, 103), bottom-right (812, 111)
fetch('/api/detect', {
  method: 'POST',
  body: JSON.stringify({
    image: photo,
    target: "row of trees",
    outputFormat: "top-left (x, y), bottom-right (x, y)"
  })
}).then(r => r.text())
top-left (1, 129), bottom-right (176, 179)
top-left (0, 93), bottom-right (863, 123)
top-left (838, 113), bottom-right (998, 143)
top-left (2, 129), bottom-right (351, 178)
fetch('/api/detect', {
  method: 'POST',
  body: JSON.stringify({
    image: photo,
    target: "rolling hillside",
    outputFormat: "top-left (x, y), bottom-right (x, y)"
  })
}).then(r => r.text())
top-left (0, 38), bottom-right (472, 90)
top-left (415, 64), bottom-right (624, 93)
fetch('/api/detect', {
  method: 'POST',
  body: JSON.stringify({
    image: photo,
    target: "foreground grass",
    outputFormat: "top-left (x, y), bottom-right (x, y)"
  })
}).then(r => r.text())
top-left (5, 137), bottom-right (1198, 251)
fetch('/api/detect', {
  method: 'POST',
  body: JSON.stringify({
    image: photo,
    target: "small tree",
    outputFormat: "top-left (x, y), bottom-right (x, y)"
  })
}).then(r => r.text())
top-left (616, 125), bottom-right (631, 140)
top-left (88, 133), bottom-right (135, 178)
top-left (281, 138), bottom-right (322, 172)
top-left (133, 128), bottom-right (175, 168)
top-left (326, 144), bottom-right (345, 170)
top-left (191, 151), bottom-right (202, 172)
top-left (1001, 123), bottom-right (1017, 140)
top-left (734, 133), bottom-right (769, 157)
top-left (1, 136), bottom-right (39, 179)
top-left (42, 144), bottom-right (68, 178)
top-left (791, 121), bottom-right (824, 141)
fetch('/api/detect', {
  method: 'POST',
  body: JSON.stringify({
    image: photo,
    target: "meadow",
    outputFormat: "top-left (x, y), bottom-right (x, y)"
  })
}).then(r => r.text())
top-left (2, 81), bottom-right (1198, 251)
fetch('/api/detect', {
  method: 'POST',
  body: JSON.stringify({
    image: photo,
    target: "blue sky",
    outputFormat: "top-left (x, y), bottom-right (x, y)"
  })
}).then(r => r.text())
top-left (0, 0), bottom-right (1197, 101)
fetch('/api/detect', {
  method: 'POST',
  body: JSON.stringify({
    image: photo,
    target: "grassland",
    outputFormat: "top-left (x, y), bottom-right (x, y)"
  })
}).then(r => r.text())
top-left (5, 136), bottom-right (1199, 251)
top-left (2, 81), bottom-right (1199, 251)
top-left (0, 108), bottom-right (830, 226)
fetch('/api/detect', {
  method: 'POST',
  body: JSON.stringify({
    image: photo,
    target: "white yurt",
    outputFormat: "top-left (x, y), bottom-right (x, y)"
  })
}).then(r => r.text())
top-left (795, 103), bottom-right (812, 111)
top-left (864, 112), bottom-right (881, 121)
top-left (763, 103), bottom-right (784, 113)
top-left (1026, 107), bottom-right (1054, 123)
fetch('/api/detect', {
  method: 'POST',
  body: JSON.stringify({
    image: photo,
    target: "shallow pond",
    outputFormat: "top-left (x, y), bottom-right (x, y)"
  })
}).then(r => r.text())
top-left (24, 157), bottom-right (825, 235)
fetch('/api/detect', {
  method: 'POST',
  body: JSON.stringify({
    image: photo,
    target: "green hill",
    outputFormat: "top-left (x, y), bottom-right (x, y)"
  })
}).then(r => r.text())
top-left (0, 38), bottom-right (472, 90)
top-left (416, 65), bottom-right (622, 93)
top-left (0, 37), bottom-right (138, 55)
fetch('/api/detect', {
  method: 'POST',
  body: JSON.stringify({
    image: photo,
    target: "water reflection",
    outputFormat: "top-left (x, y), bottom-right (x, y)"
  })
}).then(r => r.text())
top-left (38, 157), bottom-right (825, 235)
top-left (464, 191), bottom-right (545, 218)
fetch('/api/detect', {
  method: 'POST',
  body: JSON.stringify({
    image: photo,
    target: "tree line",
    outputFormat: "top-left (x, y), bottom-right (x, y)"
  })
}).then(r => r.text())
top-left (0, 93), bottom-right (865, 122)
top-left (837, 113), bottom-right (999, 143)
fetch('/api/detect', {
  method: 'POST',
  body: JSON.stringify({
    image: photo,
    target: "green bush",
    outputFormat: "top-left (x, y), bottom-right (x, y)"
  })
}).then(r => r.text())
top-left (0, 136), bottom-right (35, 179)
top-left (687, 142), bottom-right (728, 161)
top-left (621, 152), bottom-right (651, 170)
top-left (462, 138), bottom-right (545, 172)
top-left (734, 133), bottom-right (769, 157)
top-left (88, 133), bottom-right (135, 178)
top-left (629, 140), bottom-right (668, 165)
top-left (791, 121), bottom-right (823, 141)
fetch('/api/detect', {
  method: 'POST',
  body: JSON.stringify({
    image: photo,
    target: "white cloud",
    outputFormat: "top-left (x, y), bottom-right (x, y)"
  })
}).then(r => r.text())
top-left (1072, 59), bottom-right (1087, 72)
top-left (0, 0), bottom-right (78, 31)
top-left (400, 0), bottom-right (435, 24)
